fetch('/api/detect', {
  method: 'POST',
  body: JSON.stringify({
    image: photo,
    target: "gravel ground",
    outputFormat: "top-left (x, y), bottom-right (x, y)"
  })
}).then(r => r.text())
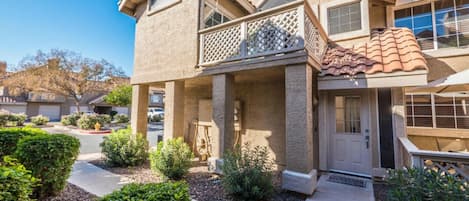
top-left (42, 183), bottom-right (98, 201)
top-left (90, 160), bottom-right (306, 201)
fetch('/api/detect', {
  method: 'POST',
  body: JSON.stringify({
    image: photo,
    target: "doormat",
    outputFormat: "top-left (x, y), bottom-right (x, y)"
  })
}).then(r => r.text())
top-left (327, 175), bottom-right (367, 188)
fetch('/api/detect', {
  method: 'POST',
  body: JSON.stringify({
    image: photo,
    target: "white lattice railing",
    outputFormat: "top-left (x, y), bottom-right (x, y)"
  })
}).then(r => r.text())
top-left (399, 137), bottom-right (469, 182)
top-left (199, 1), bottom-right (327, 66)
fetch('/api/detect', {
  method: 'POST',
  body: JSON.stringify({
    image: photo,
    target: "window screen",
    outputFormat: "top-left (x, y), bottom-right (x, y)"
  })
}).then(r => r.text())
top-left (328, 2), bottom-right (362, 35)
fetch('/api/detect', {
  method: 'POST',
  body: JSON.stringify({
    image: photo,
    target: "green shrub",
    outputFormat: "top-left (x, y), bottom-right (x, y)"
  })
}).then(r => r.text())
top-left (30, 115), bottom-right (49, 126)
top-left (97, 114), bottom-right (111, 124)
top-left (150, 138), bottom-right (193, 180)
top-left (114, 114), bottom-right (129, 123)
top-left (0, 112), bottom-right (10, 127)
top-left (100, 127), bottom-right (148, 167)
top-left (149, 115), bottom-right (163, 122)
top-left (9, 113), bottom-right (27, 126)
top-left (0, 156), bottom-right (39, 201)
top-left (77, 114), bottom-right (111, 130)
top-left (60, 113), bottom-right (81, 126)
top-left (100, 182), bottom-right (190, 201)
top-left (222, 144), bottom-right (274, 201)
top-left (0, 127), bottom-right (47, 157)
top-left (15, 134), bottom-right (80, 199)
top-left (386, 167), bottom-right (469, 201)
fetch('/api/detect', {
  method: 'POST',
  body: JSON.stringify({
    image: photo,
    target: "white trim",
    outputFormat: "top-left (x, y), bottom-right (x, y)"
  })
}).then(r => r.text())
top-left (318, 71), bottom-right (428, 90)
top-left (374, 89), bottom-right (382, 168)
top-left (320, 0), bottom-right (370, 41)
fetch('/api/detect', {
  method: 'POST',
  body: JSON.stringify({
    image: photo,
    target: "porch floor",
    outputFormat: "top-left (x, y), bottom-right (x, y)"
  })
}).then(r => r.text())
top-left (306, 173), bottom-right (375, 201)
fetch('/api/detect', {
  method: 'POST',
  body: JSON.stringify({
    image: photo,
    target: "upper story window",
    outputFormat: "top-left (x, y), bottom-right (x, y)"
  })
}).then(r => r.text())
top-left (395, 0), bottom-right (469, 51)
top-left (320, 0), bottom-right (369, 41)
top-left (328, 2), bottom-right (362, 35)
top-left (203, 3), bottom-right (232, 28)
top-left (148, 0), bottom-right (180, 13)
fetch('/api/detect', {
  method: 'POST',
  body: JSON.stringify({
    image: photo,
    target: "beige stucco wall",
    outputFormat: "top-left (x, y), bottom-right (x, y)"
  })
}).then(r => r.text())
top-left (132, 0), bottom-right (200, 84)
top-left (181, 77), bottom-right (287, 168)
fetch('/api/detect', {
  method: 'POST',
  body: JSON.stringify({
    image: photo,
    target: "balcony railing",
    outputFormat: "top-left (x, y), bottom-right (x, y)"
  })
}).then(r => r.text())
top-left (198, 0), bottom-right (327, 67)
top-left (399, 137), bottom-right (469, 182)
top-left (28, 92), bottom-right (65, 103)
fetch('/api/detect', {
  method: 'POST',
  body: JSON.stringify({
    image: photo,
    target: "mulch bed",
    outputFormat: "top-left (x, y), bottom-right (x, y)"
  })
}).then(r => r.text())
top-left (41, 183), bottom-right (98, 201)
top-left (89, 159), bottom-right (306, 201)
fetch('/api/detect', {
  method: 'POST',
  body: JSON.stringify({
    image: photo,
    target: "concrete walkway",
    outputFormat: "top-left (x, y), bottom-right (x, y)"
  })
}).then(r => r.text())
top-left (307, 174), bottom-right (375, 201)
top-left (68, 161), bottom-right (132, 197)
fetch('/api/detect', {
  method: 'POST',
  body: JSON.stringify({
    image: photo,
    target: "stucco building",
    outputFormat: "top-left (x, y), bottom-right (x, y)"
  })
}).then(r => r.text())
top-left (119, 0), bottom-right (469, 194)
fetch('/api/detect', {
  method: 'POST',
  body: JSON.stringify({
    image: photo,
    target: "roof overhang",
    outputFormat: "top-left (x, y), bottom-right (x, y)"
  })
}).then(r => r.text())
top-left (118, 0), bottom-right (146, 17)
top-left (407, 69), bottom-right (469, 93)
top-left (236, 0), bottom-right (256, 13)
top-left (318, 70), bottom-right (428, 90)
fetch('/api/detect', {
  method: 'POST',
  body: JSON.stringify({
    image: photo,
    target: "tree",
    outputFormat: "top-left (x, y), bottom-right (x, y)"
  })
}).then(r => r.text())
top-left (104, 84), bottom-right (132, 106)
top-left (3, 49), bottom-right (128, 113)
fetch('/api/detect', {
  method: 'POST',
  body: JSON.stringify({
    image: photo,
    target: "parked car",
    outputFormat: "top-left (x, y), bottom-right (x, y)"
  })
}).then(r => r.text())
top-left (148, 108), bottom-right (164, 119)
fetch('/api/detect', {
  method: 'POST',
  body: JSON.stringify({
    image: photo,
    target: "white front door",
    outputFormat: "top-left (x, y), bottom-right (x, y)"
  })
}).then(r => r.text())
top-left (328, 91), bottom-right (371, 176)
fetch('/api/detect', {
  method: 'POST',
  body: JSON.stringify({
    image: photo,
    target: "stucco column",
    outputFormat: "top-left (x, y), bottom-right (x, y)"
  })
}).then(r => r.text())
top-left (164, 80), bottom-right (185, 140)
top-left (282, 64), bottom-right (317, 195)
top-left (131, 84), bottom-right (149, 137)
top-left (209, 74), bottom-right (235, 173)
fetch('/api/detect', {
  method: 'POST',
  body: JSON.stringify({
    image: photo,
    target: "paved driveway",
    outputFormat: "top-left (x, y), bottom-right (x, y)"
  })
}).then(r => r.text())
top-left (42, 123), bottom-right (163, 155)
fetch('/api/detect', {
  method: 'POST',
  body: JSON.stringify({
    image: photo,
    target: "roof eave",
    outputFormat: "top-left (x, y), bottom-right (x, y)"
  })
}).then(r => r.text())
top-left (118, 0), bottom-right (145, 17)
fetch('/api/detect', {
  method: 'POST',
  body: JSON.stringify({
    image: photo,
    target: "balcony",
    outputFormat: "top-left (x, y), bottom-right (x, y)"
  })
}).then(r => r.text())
top-left (198, 1), bottom-right (328, 68)
top-left (28, 92), bottom-right (66, 103)
top-left (399, 137), bottom-right (469, 182)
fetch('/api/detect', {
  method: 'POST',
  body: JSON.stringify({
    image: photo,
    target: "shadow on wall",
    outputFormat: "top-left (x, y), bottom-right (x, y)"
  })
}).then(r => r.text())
top-left (423, 54), bottom-right (457, 82)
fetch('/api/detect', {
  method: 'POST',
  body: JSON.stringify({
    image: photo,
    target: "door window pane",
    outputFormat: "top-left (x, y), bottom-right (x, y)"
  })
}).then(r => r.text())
top-left (336, 96), bottom-right (361, 133)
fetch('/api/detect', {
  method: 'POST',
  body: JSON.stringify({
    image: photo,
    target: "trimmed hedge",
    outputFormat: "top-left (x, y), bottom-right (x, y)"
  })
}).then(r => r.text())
top-left (77, 114), bottom-right (111, 130)
top-left (0, 127), bottom-right (47, 157)
top-left (150, 138), bottom-right (193, 180)
top-left (61, 113), bottom-right (81, 126)
top-left (15, 134), bottom-right (80, 199)
top-left (100, 182), bottom-right (190, 201)
top-left (100, 127), bottom-right (148, 167)
top-left (31, 115), bottom-right (49, 126)
top-left (0, 156), bottom-right (38, 201)
top-left (114, 114), bottom-right (129, 124)
top-left (0, 113), bottom-right (28, 127)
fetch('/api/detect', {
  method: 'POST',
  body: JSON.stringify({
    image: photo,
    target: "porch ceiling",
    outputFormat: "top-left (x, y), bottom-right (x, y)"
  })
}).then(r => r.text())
top-left (321, 28), bottom-right (428, 77)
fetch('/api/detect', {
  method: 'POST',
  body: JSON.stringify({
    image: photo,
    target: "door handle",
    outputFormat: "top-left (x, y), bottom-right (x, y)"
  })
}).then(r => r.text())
top-left (365, 135), bottom-right (370, 149)
top-left (365, 129), bottom-right (370, 149)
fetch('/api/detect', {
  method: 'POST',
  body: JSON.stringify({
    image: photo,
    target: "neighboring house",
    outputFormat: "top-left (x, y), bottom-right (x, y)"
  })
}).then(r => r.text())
top-left (0, 61), bottom-right (131, 121)
top-left (119, 0), bottom-right (469, 194)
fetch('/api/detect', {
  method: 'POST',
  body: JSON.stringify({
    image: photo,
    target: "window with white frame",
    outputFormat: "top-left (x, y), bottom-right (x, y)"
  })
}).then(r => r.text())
top-left (149, 0), bottom-right (179, 11)
top-left (406, 93), bottom-right (469, 129)
top-left (394, 0), bottom-right (469, 51)
top-left (327, 2), bottom-right (362, 35)
top-left (203, 3), bottom-right (231, 28)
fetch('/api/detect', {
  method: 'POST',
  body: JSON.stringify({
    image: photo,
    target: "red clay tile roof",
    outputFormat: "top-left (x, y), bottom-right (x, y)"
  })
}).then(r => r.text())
top-left (321, 28), bottom-right (428, 76)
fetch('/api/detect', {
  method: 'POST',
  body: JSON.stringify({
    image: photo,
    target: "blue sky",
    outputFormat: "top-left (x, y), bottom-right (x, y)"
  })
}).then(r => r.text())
top-left (0, 0), bottom-right (136, 75)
